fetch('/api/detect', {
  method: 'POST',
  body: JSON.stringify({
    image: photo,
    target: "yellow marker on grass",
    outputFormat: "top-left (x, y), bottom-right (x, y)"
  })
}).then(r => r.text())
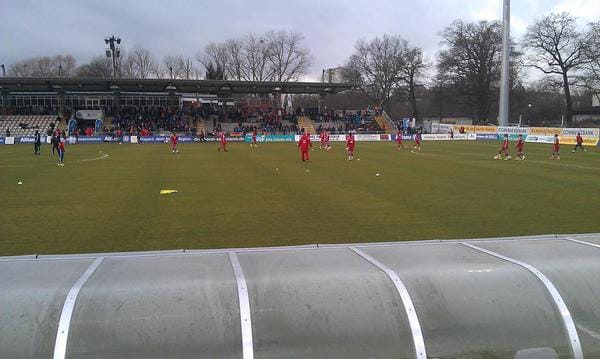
top-left (160, 189), bottom-right (178, 195)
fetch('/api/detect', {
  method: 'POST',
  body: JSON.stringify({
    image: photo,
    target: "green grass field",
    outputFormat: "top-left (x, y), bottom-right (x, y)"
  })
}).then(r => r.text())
top-left (1, 140), bottom-right (599, 256)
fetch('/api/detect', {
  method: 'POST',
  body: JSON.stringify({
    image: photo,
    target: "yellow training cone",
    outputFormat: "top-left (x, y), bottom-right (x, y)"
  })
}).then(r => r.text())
top-left (160, 189), bottom-right (178, 195)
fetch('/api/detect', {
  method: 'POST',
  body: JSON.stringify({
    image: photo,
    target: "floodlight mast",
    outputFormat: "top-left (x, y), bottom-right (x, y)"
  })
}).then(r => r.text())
top-left (104, 35), bottom-right (121, 78)
top-left (498, 0), bottom-right (510, 126)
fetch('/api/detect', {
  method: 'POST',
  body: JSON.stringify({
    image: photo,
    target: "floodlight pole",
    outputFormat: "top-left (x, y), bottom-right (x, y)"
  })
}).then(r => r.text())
top-left (498, 0), bottom-right (510, 126)
top-left (105, 35), bottom-right (121, 78)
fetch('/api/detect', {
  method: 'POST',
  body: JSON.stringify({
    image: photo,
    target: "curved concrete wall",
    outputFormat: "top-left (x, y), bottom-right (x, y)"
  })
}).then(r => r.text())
top-left (2, 234), bottom-right (600, 358)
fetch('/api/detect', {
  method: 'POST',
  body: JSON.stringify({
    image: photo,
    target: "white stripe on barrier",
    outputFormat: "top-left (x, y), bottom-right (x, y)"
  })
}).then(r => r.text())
top-left (462, 243), bottom-right (583, 359)
top-left (53, 257), bottom-right (104, 359)
top-left (350, 247), bottom-right (427, 359)
top-left (229, 252), bottom-right (254, 359)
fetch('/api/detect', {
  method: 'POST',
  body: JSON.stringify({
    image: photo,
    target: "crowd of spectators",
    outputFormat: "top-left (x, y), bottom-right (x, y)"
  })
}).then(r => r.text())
top-left (1, 106), bottom-right (57, 116)
top-left (3, 101), bottom-right (388, 137)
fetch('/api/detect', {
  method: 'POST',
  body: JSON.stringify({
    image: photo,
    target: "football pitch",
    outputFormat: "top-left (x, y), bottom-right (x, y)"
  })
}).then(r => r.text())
top-left (1, 140), bottom-right (599, 256)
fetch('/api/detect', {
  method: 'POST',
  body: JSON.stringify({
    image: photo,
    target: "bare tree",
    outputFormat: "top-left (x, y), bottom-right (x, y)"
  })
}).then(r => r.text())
top-left (438, 20), bottom-right (503, 122)
top-left (120, 52), bottom-right (137, 78)
top-left (581, 22), bottom-right (600, 101)
top-left (75, 56), bottom-right (113, 77)
top-left (401, 46), bottom-right (428, 121)
top-left (8, 55), bottom-right (77, 77)
top-left (265, 30), bottom-right (311, 82)
top-left (224, 39), bottom-right (246, 80)
top-left (198, 42), bottom-right (229, 80)
top-left (162, 56), bottom-right (179, 79)
top-left (176, 57), bottom-right (195, 79)
top-left (205, 61), bottom-right (226, 80)
top-left (522, 12), bottom-right (597, 126)
top-left (241, 33), bottom-right (273, 81)
top-left (151, 62), bottom-right (168, 79)
top-left (342, 35), bottom-right (406, 112)
top-left (129, 46), bottom-right (155, 79)
top-left (199, 30), bottom-right (311, 82)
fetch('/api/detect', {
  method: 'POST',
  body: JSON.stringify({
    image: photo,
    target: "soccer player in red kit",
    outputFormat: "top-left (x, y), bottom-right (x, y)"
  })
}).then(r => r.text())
top-left (396, 130), bottom-right (405, 150)
top-left (57, 135), bottom-right (66, 166)
top-left (346, 132), bottom-right (355, 160)
top-left (319, 131), bottom-right (325, 149)
top-left (573, 133), bottom-right (586, 153)
top-left (218, 132), bottom-right (228, 152)
top-left (298, 132), bottom-right (312, 161)
top-left (550, 134), bottom-right (560, 160)
top-left (413, 133), bottom-right (421, 151)
top-left (170, 131), bottom-right (179, 153)
top-left (251, 129), bottom-right (258, 147)
top-left (324, 131), bottom-right (331, 149)
top-left (494, 134), bottom-right (511, 160)
top-left (515, 134), bottom-right (525, 160)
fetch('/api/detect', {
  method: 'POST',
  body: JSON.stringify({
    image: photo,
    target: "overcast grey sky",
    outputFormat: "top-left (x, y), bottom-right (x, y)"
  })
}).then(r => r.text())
top-left (1, 0), bottom-right (599, 80)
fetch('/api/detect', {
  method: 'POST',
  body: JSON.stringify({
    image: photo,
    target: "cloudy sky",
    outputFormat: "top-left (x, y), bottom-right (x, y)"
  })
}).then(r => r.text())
top-left (1, 0), bottom-right (599, 80)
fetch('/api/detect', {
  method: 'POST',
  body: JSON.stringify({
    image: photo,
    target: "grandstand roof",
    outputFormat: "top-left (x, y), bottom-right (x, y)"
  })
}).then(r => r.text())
top-left (0, 77), bottom-right (353, 95)
top-left (2, 233), bottom-right (600, 358)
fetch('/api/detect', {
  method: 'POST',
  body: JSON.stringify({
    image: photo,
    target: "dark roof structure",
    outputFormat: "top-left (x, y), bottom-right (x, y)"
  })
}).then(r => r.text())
top-left (0, 77), bottom-right (353, 95)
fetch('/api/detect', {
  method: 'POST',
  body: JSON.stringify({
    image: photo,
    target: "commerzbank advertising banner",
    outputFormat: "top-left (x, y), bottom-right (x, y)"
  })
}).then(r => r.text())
top-left (435, 125), bottom-right (600, 138)
top-left (556, 137), bottom-right (599, 146)
top-left (434, 123), bottom-right (499, 134)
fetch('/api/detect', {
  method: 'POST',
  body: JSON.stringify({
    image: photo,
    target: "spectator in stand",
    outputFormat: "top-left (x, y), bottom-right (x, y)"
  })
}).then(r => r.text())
top-left (5, 128), bottom-right (10, 137)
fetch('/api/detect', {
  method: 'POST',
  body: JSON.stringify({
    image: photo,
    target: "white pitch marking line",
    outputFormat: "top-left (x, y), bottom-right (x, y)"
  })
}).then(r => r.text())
top-left (78, 153), bottom-right (109, 162)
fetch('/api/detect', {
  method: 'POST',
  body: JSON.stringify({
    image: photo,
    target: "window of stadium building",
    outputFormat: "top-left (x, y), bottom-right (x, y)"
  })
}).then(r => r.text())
top-left (64, 95), bottom-right (112, 110)
top-left (122, 95), bottom-right (170, 108)
top-left (9, 95), bottom-right (58, 108)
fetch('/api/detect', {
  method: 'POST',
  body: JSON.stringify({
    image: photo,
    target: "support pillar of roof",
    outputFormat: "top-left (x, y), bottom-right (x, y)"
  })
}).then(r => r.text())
top-left (113, 92), bottom-right (121, 116)
top-left (58, 91), bottom-right (66, 118)
top-left (1, 90), bottom-right (8, 115)
top-left (318, 93), bottom-right (325, 114)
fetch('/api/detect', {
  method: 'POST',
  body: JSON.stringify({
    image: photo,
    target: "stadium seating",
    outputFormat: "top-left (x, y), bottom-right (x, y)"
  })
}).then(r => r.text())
top-left (297, 116), bottom-right (316, 134)
top-left (374, 115), bottom-right (391, 132)
top-left (196, 119), bottom-right (205, 134)
top-left (0, 115), bottom-right (56, 136)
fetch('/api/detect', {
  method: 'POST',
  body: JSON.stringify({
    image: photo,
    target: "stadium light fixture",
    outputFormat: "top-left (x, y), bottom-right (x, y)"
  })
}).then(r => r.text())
top-left (165, 83), bottom-right (178, 92)
top-left (104, 35), bottom-right (122, 78)
top-left (0, 64), bottom-right (5, 77)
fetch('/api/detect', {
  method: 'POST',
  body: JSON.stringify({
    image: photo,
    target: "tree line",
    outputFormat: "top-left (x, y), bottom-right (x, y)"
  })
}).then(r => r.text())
top-left (4, 12), bottom-right (600, 126)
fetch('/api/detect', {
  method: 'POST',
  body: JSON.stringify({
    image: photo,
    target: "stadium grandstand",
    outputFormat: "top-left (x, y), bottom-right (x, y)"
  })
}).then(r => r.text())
top-left (0, 77), bottom-right (397, 138)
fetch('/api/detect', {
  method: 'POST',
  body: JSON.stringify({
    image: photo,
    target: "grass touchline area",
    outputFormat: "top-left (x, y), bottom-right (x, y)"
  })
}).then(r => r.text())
top-left (1, 141), bottom-right (599, 256)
